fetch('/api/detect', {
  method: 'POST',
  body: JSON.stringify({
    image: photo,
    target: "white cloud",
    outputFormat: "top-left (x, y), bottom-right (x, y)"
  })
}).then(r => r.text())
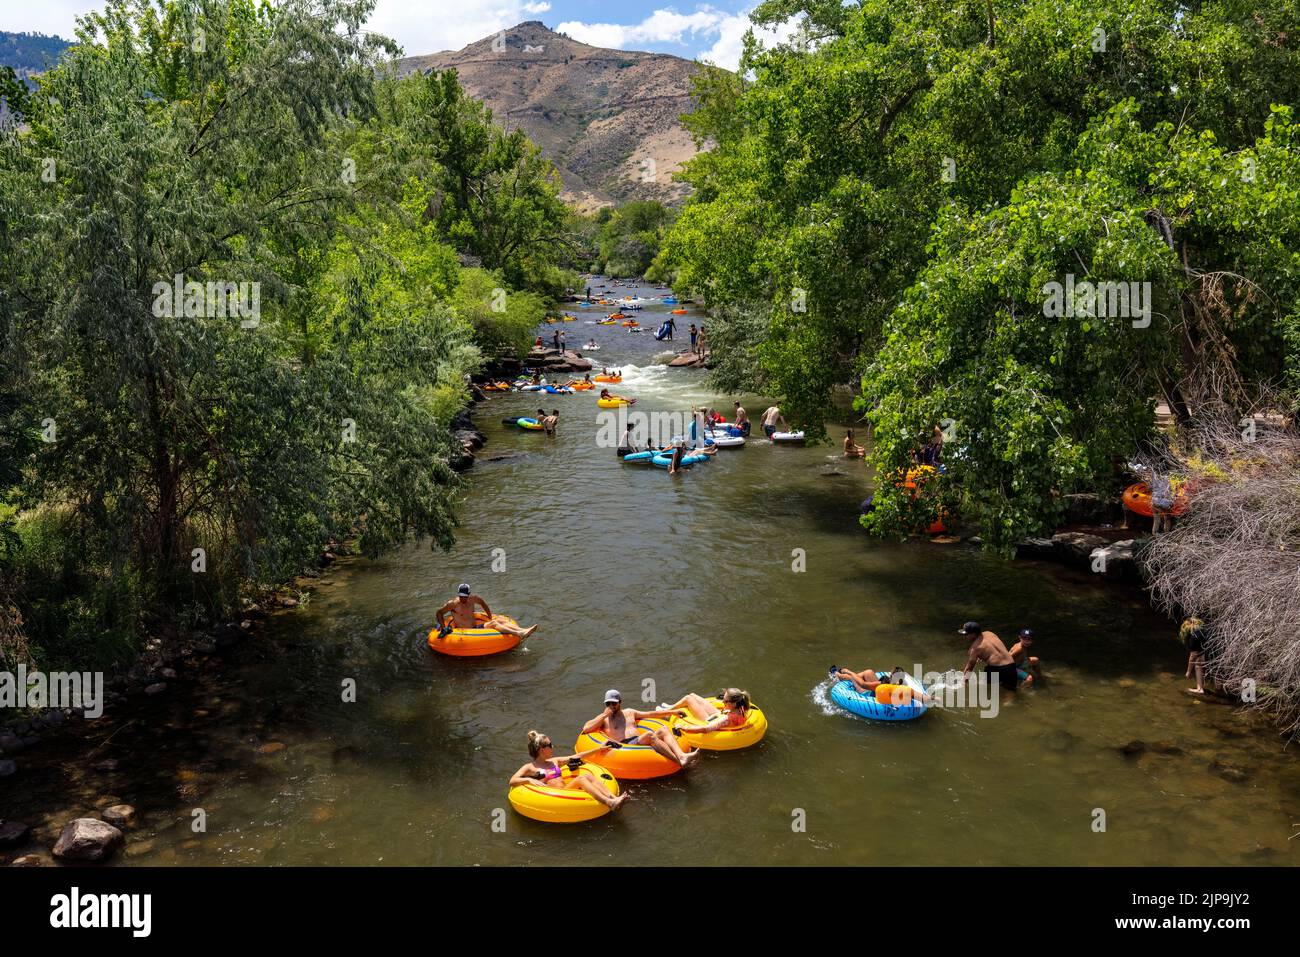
top-left (366, 1), bottom-right (557, 56)
top-left (698, 12), bottom-right (800, 70)
top-left (557, 7), bottom-right (727, 50)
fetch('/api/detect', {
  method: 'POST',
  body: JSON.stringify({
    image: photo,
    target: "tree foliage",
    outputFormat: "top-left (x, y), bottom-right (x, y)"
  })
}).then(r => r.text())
top-left (664, 0), bottom-right (1300, 551)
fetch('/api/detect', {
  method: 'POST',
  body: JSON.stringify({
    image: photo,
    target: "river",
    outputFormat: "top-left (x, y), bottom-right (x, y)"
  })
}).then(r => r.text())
top-left (6, 280), bottom-right (1297, 866)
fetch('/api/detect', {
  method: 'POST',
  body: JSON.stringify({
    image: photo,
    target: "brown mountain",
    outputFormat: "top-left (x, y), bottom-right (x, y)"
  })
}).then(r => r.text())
top-left (399, 21), bottom-right (705, 210)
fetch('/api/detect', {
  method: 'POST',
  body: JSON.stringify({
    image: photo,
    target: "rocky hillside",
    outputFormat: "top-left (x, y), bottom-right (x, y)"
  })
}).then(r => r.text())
top-left (399, 21), bottom-right (705, 210)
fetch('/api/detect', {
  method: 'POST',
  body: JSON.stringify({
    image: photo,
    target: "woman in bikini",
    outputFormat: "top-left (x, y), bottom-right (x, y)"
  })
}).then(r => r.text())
top-left (508, 730), bottom-right (628, 810)
top-left (661, 688), bottom-right (753, 738)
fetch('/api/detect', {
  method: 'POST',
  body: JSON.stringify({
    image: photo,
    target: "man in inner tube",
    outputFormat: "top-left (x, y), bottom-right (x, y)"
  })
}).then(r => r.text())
top-left (435, 584), bottom-right (537, 640)
top-left (580, 690), bottom-right (699, 769)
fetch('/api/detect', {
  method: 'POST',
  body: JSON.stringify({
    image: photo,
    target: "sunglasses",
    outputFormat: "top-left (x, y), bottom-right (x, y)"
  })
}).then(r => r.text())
top-left (539, 741), bottom-right (553, 749)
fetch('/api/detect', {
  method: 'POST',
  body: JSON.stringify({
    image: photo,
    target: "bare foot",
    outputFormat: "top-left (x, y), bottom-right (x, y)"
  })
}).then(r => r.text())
top-left (683, 750), bottom-right (701, 767)
top-left (610, 793), bottom-right (629, 810)
top-left (522, 625), bottom-right (538, 639)
top-left (1186, 688), bottom-right (1206, 695)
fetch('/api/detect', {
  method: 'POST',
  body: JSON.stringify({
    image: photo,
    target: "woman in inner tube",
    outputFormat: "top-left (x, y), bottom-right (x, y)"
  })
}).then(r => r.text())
top-left (509, 730), bottom-right (628, 810)
top-left (660, 688), bottom-right (752, 736)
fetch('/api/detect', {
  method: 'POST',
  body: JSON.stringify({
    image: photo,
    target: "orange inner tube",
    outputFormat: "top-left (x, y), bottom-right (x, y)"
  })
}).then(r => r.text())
top-left (1122, 481), bottom-right (1190, 518)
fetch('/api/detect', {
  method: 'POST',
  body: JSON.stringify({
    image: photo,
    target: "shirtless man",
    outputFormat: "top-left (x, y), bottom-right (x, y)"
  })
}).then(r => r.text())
top-left (760, 405), bottom-right (789, 439)
top-left (541, 409), bottom-right (559, 437)
top-left (960, 620), bottom-right (1018, 691)
top-left (435, 584), bottom-right (537, 639)
top-left (732, 401), bottom-right (751, 436)
top-left (1009, 627), bottom-right (1040, 687)
top-left (580, 690), bottom-right (699, 769)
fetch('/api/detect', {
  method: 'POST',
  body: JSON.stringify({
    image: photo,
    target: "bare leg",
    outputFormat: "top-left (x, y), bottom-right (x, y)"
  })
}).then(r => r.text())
top-left (662, 693), bottom-right (717, 721)
top-left (646, 728), bottom-right (697, 767)
top-left (835, 669), bottom-right (879, 694)
top-left (489, 616), bottom-right (538, 639)
top-left (570, 774), bottom-right (627, 809)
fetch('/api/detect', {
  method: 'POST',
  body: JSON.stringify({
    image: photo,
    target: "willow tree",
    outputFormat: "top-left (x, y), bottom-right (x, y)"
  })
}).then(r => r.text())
top-left (0, 0), bottom-right (468, 658)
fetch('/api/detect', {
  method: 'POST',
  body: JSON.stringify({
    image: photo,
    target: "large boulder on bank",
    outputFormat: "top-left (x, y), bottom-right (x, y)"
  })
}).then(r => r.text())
top-left (524, 348), bottom-right (593, 372)
top-left (1015, 538), bottom-right (1057, 560)
top-left (52, 818), bottom-right (124, 863)
top-left (1051, 532), bottom-right (1109, 565)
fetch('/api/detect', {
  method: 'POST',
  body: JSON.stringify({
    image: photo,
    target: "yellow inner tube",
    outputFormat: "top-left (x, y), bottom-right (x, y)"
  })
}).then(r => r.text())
top-left (427, 612), bottom-right (521, 657)
top-left (596, 397), bottom-right (631, 408)
top-left (508, 762), bottom-right (620, 823)
top-left (673, 698), bottom-right (769, 751)
top-left (575, 716), bottom-right (691, 779)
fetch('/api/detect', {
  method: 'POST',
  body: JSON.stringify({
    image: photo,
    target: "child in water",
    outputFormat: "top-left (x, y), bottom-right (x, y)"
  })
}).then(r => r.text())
top-left (1009, 628), bottom-right (1040, 687)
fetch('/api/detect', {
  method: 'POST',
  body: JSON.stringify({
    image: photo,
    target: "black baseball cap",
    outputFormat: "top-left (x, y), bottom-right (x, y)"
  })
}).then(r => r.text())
top-left (959, 621), bottom-right (981, 635)
top-left (457, 583), bottom-right (471, 597)
top-left (1019, 628), bottom-right (1036, 639)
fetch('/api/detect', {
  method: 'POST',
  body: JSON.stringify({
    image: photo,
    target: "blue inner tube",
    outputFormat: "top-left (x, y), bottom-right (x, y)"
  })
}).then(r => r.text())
top-left (829, 674), bottom-right (930, 722)
top-left (507, 417), bottom-right (541, 429)
top-left (652, 452), bottom-right (709, 469)
top-left (621, 449), bottom-right (657, 463)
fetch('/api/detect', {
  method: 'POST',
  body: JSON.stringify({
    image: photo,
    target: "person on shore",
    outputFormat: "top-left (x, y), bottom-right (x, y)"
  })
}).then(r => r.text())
top-left (733, 402), bottom-right (751, 436)
top-left (689, 323), bottom-right (698, 353)
top-left (552, 329), bottom-right (561, 352)
top-left (760, 406), bottom-right (789, 439)
top-left (921, 425), bottom-right (944, 467)
top-left (697, 325), bottom-right (708, 357)
top-left (843, 429), bottom-right (865, 458)
top-left (661, 689), bottom-right (752, 739)
top-left (509, 730), bottom-right (628, 810)
top-left (1009, 628), bottom-right (1040, 687)
top-left (580, 691), bottom-right (699, 769)
top-left (960, 621), bottom-right (1019, 692)
top-left (1151, 471), bottom-right (1175, 534)
top-left (542, 409), bottom-right (559, 437)
top-left (534, 336), bottom-right (544, 349)
top-left (435, 583), bottom-right (537, 639)
top-left (1181, 616), bottom-right (1208, 694)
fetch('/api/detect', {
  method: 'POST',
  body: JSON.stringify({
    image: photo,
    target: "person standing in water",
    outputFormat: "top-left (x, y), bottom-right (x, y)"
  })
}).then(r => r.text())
top-left (1009, 628), bottom-right (1040, 687)
top-left (733, 401), bottom-right (751, 436)
top-left (843, 429), bottom-right (865, 458)
top-left (542, 409), bottom-right (559, 437)
top-left (760, 405), bottom-right (789, 439)
top-left (960, 620), bottom-right (1018, 692)
top-left (435, 584), bottom-right (537, 639)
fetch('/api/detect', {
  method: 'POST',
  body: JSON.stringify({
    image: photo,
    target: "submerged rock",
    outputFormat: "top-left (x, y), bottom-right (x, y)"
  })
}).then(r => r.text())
top-left (1119, 740), bottom-right (1147, 757)
top-left (52, 818), bottom-right (124, 862)
top-left (0, 820), bottom-right (31, 847)
top-left (101, 805), bottom-right (137, 828)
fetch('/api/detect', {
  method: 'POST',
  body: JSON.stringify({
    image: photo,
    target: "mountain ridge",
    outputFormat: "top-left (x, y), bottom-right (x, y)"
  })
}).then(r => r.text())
top-left (398, 21), bottom-right (706, 210)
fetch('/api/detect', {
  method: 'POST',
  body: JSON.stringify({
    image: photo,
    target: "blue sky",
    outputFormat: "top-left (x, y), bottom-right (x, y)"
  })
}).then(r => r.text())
top-left (3, 1), bottom-right (799, 70)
